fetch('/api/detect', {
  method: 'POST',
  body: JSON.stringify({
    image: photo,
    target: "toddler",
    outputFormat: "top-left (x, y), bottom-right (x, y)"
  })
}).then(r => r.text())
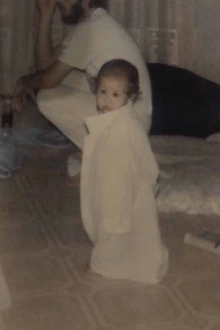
top-left (81, 59), bottom-right (168, 283)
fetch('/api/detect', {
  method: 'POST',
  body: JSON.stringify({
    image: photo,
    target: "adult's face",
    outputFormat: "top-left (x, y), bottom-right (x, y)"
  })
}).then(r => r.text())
top-left (56, 0), bottom-right (85, 25)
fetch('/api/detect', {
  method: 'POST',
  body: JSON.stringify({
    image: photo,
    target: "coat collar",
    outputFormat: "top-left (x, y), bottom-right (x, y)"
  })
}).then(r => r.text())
top-left (85, 102), bottom-right (133, 135)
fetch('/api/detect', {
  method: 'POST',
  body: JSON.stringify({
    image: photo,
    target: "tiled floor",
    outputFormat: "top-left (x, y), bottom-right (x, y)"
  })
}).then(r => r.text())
top-left (0, 107), bottom-right (220, 329)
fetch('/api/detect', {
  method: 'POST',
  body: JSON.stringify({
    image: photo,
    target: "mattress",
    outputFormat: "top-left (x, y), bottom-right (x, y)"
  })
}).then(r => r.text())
top-left (150, 134), bottom-right (220, 215)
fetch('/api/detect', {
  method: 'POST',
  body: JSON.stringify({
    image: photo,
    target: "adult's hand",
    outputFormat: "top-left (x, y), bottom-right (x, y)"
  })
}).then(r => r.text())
top-left (11, 77), bottom-right (36, 112)
top-left (36, 0), bottom-right (56, 17)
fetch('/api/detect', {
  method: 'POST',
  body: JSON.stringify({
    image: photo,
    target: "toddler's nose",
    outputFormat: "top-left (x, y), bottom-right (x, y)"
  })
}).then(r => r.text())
top-left (104, 94), bottom-right (111, 104)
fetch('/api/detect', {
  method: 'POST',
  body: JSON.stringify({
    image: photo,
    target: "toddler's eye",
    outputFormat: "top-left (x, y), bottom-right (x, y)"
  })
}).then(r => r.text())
top-left (97, 89), bottom-right (106, 94)
top-left (113, 93), bottom-right (119, 97)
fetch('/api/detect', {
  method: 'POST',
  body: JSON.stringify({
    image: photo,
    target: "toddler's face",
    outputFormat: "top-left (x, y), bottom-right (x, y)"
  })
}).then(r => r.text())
top-left (96, 76), bottom-right (130, 113)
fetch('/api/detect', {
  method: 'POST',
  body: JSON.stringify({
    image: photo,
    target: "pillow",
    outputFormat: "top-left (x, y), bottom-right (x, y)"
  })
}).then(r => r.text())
top-left (149, 136), bottom-right (220, 215)
top-left (156, 157), bottom-right (220, 215)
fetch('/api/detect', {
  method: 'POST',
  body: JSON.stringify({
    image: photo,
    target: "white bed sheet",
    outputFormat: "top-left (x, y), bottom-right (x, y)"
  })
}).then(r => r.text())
top-left (150, 136), bottom-right (220, 215)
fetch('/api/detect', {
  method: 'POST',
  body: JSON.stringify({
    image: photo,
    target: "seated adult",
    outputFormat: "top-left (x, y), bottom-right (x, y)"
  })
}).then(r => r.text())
top-left (12, 0), bottom-right (152, 152)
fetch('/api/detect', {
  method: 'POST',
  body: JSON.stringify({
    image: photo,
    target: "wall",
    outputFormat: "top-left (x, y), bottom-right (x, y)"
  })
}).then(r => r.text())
top-left (0, 0), bottom-right (37, 94)
top-left (1, 0), bottom-right (220, 95)
top-left (109, 0), bottom-right (197, 71)
top-left (194, 0), bottom-right (220, 84)
top-left (109, 0), bottom-right (220, 83)
top-left (143, 0), bottom-right (220, 84)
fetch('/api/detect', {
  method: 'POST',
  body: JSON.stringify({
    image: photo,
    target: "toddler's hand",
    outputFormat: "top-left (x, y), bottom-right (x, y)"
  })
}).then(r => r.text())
top-left (12, 78), bottom-right (35, 112)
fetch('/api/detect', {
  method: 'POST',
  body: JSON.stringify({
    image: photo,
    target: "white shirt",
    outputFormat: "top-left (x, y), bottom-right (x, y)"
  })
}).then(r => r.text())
top-left (59, 9), bottom-right (152, 118)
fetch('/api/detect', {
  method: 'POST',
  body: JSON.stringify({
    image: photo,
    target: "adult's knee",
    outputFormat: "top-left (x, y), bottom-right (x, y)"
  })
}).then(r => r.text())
top-left (36, 89), bottom-right (51, 116)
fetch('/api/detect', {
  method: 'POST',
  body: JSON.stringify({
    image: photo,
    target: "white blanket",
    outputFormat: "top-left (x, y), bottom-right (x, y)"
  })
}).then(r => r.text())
top-left (150, 136), bottom-right (220, 215)
top-left (81, 105), bottom-right (168, 283)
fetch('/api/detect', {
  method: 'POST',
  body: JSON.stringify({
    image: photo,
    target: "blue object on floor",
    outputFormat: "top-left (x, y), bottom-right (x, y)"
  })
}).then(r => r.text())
top-left (0, 128), bottom-right (71, 179)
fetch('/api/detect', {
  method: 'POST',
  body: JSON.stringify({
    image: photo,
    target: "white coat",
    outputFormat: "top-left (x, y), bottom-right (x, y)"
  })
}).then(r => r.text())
top-left (81, 103), bottom-right (168, 283)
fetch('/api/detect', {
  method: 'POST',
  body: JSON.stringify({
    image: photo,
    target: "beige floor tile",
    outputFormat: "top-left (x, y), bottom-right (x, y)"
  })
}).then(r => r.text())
top-left (0, 314), bottom-right (7, 330)
top-left (52, 222), bottom-right (91, 248)
top-left (169, 245), bottom-right (220, 278)
top-left (0, 195), bottom-right (37, 227)
top-left (88, 285), bottom-right (183, 328)
top-left (177, 275), bottom-right (220, 319)
top-left (0, 225), bottom-right (50, 255)
top-left (209, 324), bottom-right (220, 330)
top-left (1, 256), bottom-right (73, 296)
top-left (3, 295), bottom-right (96, 330)
top-left (0, 118), bottom-right (220, 329)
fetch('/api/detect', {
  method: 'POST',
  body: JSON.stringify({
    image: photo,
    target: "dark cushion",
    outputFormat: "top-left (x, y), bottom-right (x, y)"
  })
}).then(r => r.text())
top-left (148, 63), bottom-right (220, 138)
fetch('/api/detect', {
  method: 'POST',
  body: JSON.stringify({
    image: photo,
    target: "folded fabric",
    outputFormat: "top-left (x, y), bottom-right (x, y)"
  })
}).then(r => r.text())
top-left (206, 132), bottom-right (220, 143)
top-left (9, 128), bottom-right (71, 148)
top-left (0, 128), bottom-right (72, 179)
top-left (0, 131), bottom-right (19, 179)
top-left (0, 166), bottom-right (11, 179)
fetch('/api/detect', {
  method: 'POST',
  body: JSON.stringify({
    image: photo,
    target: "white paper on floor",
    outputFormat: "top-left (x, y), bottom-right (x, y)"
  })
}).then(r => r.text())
top-left (67, 154), bottom-right (81, 177)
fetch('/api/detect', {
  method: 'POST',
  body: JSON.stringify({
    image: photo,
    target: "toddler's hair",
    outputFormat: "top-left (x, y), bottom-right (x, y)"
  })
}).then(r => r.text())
top-left (96, 59), bottom-right (141, 100)
top-left (88, 0), bottom-right (108, 8)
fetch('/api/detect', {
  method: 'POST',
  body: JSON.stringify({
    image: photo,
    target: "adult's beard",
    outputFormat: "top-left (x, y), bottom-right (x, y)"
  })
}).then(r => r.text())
top-left (59, 2), bottom-right (84, 25)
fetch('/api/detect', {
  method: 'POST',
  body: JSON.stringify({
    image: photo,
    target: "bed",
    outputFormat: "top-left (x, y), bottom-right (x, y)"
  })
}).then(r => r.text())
top-left (150, 134), bottom-right (220, 215)
top-left (147, 63), bottom-right (220, 216)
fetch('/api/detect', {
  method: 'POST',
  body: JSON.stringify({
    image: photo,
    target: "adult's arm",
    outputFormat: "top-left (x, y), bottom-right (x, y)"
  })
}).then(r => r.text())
top-left (35, 0), bottom-right (64, 70)
top-left (12, 60), bottom-right (73, 111)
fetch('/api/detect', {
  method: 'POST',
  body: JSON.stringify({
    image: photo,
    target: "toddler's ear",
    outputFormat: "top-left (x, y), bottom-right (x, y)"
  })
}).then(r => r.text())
top-left (130, 93), bottom-right (136, 102)
top-left (88, 76), bottom-right (97, 93)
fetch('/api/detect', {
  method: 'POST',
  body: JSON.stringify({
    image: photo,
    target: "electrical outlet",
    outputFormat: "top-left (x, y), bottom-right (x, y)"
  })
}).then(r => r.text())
top-left (147, 27), bottom-right (178, 64)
